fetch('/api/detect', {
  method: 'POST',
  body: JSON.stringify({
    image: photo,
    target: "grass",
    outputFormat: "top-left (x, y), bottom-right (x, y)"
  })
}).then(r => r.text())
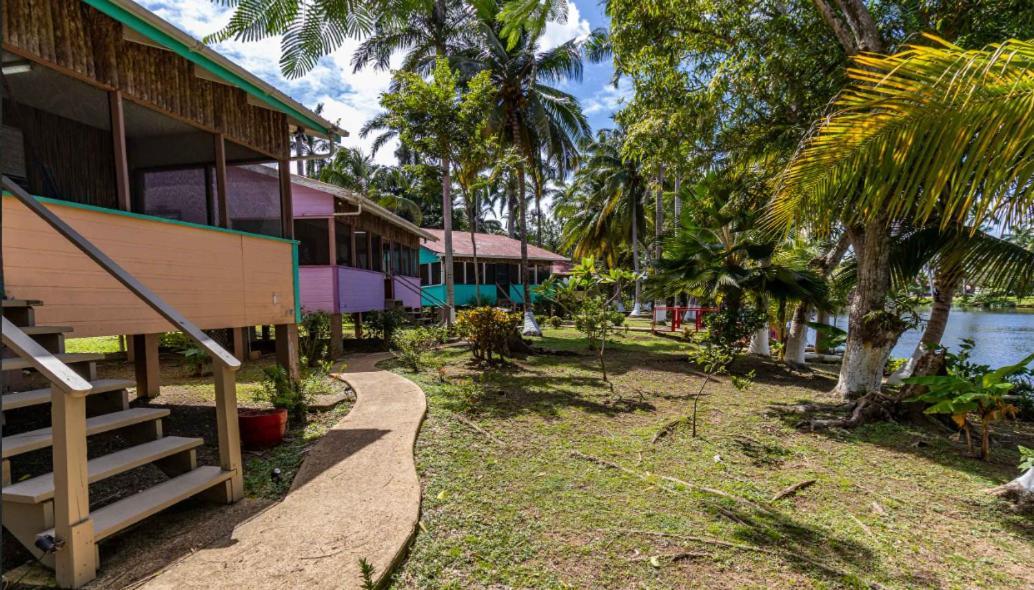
top-left (64, 335), bottom-right (123, 353)
top-left (386, 327), bottom-right (1033, 589)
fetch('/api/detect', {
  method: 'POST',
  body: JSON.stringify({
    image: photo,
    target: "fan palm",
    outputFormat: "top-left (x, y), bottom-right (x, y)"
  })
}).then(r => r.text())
top-left (770, 36), bottom-right (1034, 398)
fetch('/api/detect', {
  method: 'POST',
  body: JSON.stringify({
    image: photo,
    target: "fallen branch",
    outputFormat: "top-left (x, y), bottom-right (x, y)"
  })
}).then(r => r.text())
top-left (651, 416), bottom-right (690, 443)
top-left (570, 450), bottom-right (774, 515)
top-left (605, 528), bottom-right (871, 585)
top-left (771, 479), bottom-right (817, 502)
top-left (448, 412), bottom-right (505, 446)
top-left (628, 550), bottom-right (710, 563)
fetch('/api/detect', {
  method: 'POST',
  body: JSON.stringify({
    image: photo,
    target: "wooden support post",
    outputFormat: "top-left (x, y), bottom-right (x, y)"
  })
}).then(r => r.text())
top-left (330, 313), bottom-right (344, 359)
top-left (353, 313), bottom-right (363, 339)
top-left (109, 91), bottom-right (131, 212)
top-left (51, 390), bottom-right (98, 587)
top-left (124, 335), bottom-right (135, 362)
top-left (215, 134), bottom-right (229, 228)
top-left (231, 327), bottom-right (246, 362)
top-left (279, 160), bottom-right (294, 239)
top-left (275, 324), bottom-right (301, 381)
top-left (213, 365), bottom-right (244, 502)
top-left (132, 334), bottom-right (160, 398)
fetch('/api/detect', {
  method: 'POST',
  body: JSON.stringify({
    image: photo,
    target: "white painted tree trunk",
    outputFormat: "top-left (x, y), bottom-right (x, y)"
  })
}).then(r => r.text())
top-left (522, 310), bottom-right (542, 337)
top-left (835, 222), bottom-right (895, 400)
top-left (888, 270), bottom-right (956, 385)
top-left (784, 303), bottom-right (810, 366)
top-left (629, 200), bottom-right (644, 317)
top-left (1015, 468), bottom-right (1034, 492)
top-left (748, 326), bottom-right (771, 356)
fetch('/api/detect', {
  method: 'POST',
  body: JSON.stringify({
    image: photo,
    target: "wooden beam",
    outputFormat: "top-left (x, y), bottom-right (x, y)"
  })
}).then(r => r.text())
top-left (109, 91), bottom-right (132, 211)
top-left (275, 323), bottom-right (300, 381)
top-left (193, 63), bottom-right (233, 87)
top-left (50, 390), bottom-right (97, 587)
top-left (122, 25), bottom-right (169, 51)
top-left (328, 217), bottom-right (337, 266)
top-left (279, 160), bottom-right (294, 239)
top-left (132, 334), bottom-right (160, 398)
top-left (213, 365), bottom-right (244, 502)
top-left (231, 328), bottom-right (246, 363)
top-left (215, 134), bottom-right (229, 228)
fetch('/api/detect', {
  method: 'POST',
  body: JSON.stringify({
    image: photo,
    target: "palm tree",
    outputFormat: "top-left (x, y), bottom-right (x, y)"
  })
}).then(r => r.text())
top-left (559, 128), bottom-right (648, 314)
top-left (351, 0), bottom-right (473, 77)
top-left (288, 104), bottom-right (332, 176)
top-left (464, 11), bottom-right (594, 333)
top-left (771, 37), bottom-right (1034, 399)
top-left (319, 147), bottom-right (376, 191)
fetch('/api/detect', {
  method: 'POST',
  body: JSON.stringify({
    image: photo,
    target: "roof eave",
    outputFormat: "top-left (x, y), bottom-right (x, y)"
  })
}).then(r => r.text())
top-left (91, 0), bottom-right (345, 139)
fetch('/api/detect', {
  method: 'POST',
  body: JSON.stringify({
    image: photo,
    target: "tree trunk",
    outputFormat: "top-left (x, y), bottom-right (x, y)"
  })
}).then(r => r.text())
top-left (442, 158), bottom-right (456, 324)
top-left (835, 221), bottom-right (896, 400)
top-left (512, 119), bottom-right (540, 335)
top-left (814, 309), bottom-right (832, 354)
top-left (654, 167), bottom-right (666, 323)
top-left (748, 296), bottom-right (771, 357)
top-left (888, 266), bottom-right (958, 384)
top-left (785, 303), bottom-right (810, 366)
top-left (629, 196), bottom-right (644, 317)
top-left (673, 176), bottom-right (681, 221)
top-left (469, 196), bottom-right (482, 306)
top-left (534, 170), bottom-right (544, 247)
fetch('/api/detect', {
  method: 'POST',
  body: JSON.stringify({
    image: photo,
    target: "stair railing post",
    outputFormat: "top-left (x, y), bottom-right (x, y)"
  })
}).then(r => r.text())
top-left (213, 363), bottom-right (244, 502)
top-left (51, 388), bottom-right (97, 587)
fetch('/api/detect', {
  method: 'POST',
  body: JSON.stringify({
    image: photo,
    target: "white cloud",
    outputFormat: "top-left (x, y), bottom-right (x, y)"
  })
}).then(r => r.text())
top-left (540, 1), bottom-right (593, 50)
top-left (139, 0), bottom-right (399, 164)
top-left (582, 77), bottom-right (631, 115)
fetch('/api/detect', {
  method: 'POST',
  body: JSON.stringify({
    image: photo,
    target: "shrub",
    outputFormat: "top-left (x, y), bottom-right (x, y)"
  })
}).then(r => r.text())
top-left (704, 307), bottom-right (767, 349)
top-left (425, 324), bottom-right (450, 344)
top-left (259, 365), bottom-right (310, 420)
top-left (391, 328), bottom-right (438, 372)
top-left (299, 311), bottom-right (332, 366)
top-left (363, 308), bottom-right (411, 344)
top-left (455, 307), bottom-right (521, 363)
top-left (547, 315), bottom-right (563, 329)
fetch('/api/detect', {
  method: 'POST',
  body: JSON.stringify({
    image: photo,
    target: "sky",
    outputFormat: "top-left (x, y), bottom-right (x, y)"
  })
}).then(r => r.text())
top-left (138, 0), bottom-right (629, 166)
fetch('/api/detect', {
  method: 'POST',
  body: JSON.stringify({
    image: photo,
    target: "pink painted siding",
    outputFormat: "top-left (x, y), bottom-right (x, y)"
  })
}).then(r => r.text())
top-left (394, 276), bottom-right (422, 308)
top-left (338, 266), bottom-right (386, 313)
top-left (292, 183), bottom-right (334, 217)
top-left (299, 267), bottom-right (336, 313)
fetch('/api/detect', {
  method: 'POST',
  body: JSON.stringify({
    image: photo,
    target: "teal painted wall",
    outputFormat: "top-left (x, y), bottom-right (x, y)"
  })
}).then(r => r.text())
top-left (419, 246), bottom-right (439, 265)
top-left (421, 284), bottom-right (498, 307)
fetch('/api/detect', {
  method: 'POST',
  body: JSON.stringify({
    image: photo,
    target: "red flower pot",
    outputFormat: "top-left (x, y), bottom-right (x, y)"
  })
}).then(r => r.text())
top-left (238, 408), bottom-right (288, 449)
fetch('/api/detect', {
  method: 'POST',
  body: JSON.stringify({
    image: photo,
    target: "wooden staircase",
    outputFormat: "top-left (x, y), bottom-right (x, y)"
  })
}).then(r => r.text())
top-left (1, 299), bottom-right (234, 584)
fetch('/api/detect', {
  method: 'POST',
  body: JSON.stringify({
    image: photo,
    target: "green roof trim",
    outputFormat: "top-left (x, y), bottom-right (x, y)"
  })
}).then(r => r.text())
top-left (83, 0), bottom-right (335, 137)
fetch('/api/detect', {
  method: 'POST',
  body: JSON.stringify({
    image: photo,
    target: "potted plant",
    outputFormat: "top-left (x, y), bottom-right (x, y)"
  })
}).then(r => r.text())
top-left (238, 365), bottom-right (306, 448)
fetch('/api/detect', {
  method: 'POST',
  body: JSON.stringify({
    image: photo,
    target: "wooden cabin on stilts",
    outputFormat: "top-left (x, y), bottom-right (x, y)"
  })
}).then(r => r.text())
top-left (1, 1), bottom-right (340, 586)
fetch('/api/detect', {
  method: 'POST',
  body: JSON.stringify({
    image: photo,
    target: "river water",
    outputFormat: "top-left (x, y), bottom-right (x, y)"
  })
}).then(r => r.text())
top-left (821, 308), bottom-right (1034, 367)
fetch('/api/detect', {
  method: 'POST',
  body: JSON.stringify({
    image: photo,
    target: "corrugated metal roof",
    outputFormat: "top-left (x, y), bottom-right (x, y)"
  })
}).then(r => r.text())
top-left (421, 230), bottom-right (567, 262)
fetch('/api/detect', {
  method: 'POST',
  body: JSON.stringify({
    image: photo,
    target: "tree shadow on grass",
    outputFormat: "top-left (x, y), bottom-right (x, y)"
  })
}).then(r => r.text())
top-left (765, 399), bottom-right (1034, 545)
top-left (445, 367), bottom-right (657, 420)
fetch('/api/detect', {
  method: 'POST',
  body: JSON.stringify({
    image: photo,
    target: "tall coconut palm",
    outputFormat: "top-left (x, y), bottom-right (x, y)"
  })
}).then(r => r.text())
top-left (464, 11), bottom-right (595, 333)
top-left (771, 37), bottom-right (1034, 400)
top-left (351, 0), bottom-right (474, 77)
top-left (290, 103), bottom-right (332, 176)
top-left (559, 128), bottom-right (648, 313)
top-left (319, 147), bottom-right (376, 191)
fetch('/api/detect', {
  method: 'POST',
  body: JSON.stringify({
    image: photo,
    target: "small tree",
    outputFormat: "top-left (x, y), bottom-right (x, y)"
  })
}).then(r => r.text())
top-left (546, 257), bottom-right (635, 382)
top-left (378, 59), bottom-right (497, 324)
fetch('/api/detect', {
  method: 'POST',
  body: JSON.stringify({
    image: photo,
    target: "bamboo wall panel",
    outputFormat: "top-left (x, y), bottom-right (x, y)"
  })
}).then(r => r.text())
top-left (2, 196), bottom-right (296, 337)
top-left (2, 0), bottom-right (288, 157)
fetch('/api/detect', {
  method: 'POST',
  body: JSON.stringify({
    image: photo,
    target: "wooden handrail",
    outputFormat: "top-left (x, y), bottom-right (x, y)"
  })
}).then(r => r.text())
top-left (2, 175), bottom-right (240, 370)
top-left (1, 317), bottom-right (93, 396)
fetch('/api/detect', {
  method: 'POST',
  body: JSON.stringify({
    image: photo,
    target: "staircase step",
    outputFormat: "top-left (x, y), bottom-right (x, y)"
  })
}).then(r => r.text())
top-left (1, 353), bottom-right (104, 372)
top-left (3, 437), bottom-right (203, 504)
top-left (2, 379), bottom-right (135, 411)
top-left (1, 299), bottom-right (42, 308)
top-left (17, 326), bottom-right (73, 336)
top-left (2, 407), bottom-right (170, 459)
top-left (41, 466), bottom-right (232, 542)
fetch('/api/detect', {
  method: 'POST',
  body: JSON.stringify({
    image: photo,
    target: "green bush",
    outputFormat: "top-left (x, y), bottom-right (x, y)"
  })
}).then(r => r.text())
top-left (547, 315), bottom-right (564, 329)
top-left (299, 311), bottom-right (332, 366)
top-left (573, 296), bottom-right (622, 350)
top-left (391, 328), bottom-right (439, 372)
top-left (456, 307), bottom-right (522, 363)
top-left (259, 365), bottom-right (310, 420)
top-left (363, 308), bottom-right (411, 344)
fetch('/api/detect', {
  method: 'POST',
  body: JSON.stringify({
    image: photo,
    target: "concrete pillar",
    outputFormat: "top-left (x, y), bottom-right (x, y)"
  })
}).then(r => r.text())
top-left (132, 333), bottom-right (160, 398)
top-left (275, 324), bottom-right (301, 381)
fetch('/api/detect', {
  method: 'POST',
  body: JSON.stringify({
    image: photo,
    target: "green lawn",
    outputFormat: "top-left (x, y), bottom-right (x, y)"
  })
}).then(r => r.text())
top-left (386, 328), bottom-right (1033, 589)
top-left (64, 335), bottom-right (123, 353)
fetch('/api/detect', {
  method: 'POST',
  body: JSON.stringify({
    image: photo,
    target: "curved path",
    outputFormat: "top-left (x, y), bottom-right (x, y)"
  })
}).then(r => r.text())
top-left (142, 353), bottom-right (426, 590)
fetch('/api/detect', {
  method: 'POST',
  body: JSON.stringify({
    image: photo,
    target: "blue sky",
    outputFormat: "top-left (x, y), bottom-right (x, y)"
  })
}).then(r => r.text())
top-left (138, 0), bottom-right (627, 165)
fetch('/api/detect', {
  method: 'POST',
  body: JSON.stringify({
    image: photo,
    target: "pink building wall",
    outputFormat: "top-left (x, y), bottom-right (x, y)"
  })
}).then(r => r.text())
top-left (338, 267), bottom-right (386, 313)
top-left (292, 183), bottom-right (334, 217)
top-left (393, 276), bottom-right (422, 308)
top-left (299, 267), bottom-right (336, 313)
